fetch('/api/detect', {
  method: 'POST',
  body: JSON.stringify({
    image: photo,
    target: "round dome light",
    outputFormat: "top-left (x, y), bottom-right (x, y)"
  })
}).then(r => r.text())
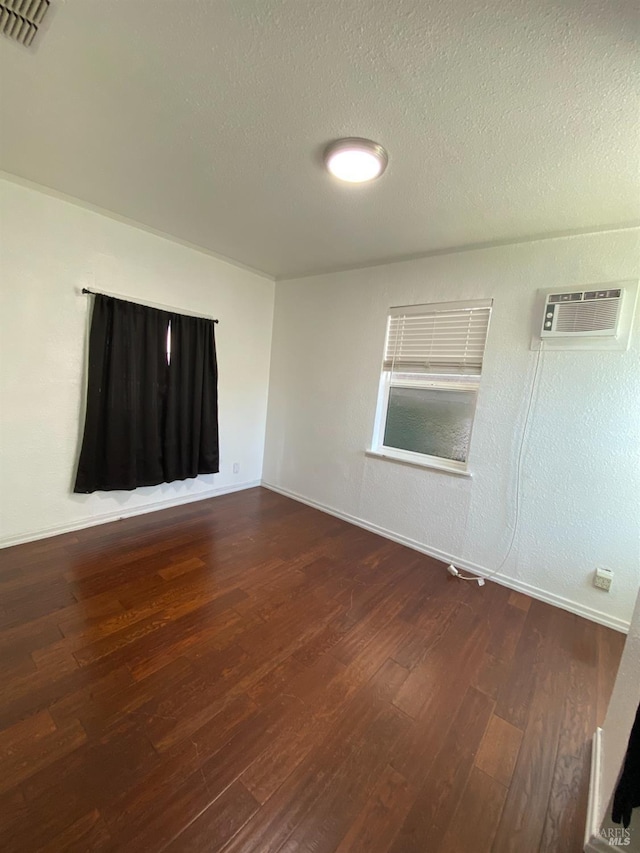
top-left (324, 138), bottom-right (388, 183)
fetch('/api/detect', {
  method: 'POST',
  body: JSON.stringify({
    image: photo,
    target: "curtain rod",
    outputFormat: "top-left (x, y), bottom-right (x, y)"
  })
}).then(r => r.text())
top-left (81, 288), bottom-right (219, 323)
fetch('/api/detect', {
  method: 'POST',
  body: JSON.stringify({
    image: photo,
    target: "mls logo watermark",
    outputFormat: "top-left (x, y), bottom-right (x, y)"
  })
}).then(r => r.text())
top-left (600, 827), bottom-right (632, 846)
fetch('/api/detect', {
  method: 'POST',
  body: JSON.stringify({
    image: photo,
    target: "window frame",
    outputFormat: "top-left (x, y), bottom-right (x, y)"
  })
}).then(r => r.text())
top-left (369, 299), bottom-right (492, 475)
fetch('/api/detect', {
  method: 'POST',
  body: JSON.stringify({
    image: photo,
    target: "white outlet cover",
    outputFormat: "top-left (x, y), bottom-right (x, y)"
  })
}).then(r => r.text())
top-left (594, 567), bottom-right (613, 591)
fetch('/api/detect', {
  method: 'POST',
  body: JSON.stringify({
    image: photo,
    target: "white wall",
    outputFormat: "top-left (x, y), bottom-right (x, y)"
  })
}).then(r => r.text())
top-left (600, 587), bottom-right (640, 815)
top-left (263, 230), bottom-right (640, 630)
top-left (0, 178), bottom-right (274, 546)
top-left (591, 588), bottom-right (640, 849)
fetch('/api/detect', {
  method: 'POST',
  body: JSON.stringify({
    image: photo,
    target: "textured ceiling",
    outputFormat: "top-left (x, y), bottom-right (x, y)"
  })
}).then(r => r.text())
top-left (1, 0), bottom-right (638, 278)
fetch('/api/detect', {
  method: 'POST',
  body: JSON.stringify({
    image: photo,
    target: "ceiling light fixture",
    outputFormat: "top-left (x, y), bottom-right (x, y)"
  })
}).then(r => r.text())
top-left (324, 138), bottom-right (388, 183)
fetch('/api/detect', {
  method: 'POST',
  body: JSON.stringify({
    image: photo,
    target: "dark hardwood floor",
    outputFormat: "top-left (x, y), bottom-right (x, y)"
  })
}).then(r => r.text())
top-left (0, 487), bottom-right (625, 852)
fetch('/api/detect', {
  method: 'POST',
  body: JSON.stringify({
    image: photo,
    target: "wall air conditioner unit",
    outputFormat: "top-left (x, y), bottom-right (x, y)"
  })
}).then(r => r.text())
top-left (541, 287), bottom-right (623, 338)
top-left (532, 280), bottom-right (637, 352)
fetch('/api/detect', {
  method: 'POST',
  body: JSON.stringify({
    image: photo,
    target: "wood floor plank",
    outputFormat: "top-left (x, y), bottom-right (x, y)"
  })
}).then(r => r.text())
top-left (475, 714), bottom-right (523, 787)
top-left (37, 809), bottom-right (112, 853)
top-left (223, 662), bottom-right (413, 853)
top-left (538, 750), bottom-right (592, 853)
top-left (164, 781), bottom-right (259, 853)
top-left (116, 762), bottom-right (214, 852)
top-left (0, 617), bottom-right (63, 661)
top-left (392, 602), bottom-right (488, 722)
top-left (388, 686), bottom-right (494, 853)
top-left (101, 693), bottom-right (259, 843)
top-left (141, 645), bottom-right (251, 752)
top-left (438, 766), bottom-right (507, 853)
top-left (0, 487), bottom-right (624, 853)
top-left (508, 590), bottom-right (532, 612)
top-left (539, 616), bottom-right (599, 853)
top-left (486, 601), bottom-right (527, 664)
top-left (0, 576), bottom-right (78, 630)
top-left (0, 789), bottom-right (29, 842)
top-left (64, 656), bottom-right (195, 738)
top-left (276, 705), bottom-right (410, 853)
top-left (241, 657), bottom-right (409, 805)
top-left (157, 556), bottom-right (206, 580)
top-left (494, 599), bottom-right (555, 730)
top-left (0, 718), bottom-right (87, 795)
top-left (491, 610), bottom-right (571, 853)
top-left (472, 651), bottom-right (511, 700)
top-left (0, 709), bottom-right (57, 757)
top-left (332, 764), bottom-right (415, 853)
top-left (21, 715), bottom-right (158, 813)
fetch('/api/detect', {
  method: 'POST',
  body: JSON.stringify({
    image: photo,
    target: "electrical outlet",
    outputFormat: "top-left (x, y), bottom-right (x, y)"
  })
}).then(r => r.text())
top-left (232, 462), bottom-right (240, 474)
top-left (593, 567), bottom-right (613, 592)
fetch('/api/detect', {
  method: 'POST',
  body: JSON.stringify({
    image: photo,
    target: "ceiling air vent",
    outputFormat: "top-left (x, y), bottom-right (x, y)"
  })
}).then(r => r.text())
top-left (0, 0), bottom-right (49, 47)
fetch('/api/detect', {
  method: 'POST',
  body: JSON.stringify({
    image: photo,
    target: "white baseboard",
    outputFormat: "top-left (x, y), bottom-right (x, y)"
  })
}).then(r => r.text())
top-left (0, 480), bottom-right (261, 549)
top-left (261, 481), bottom-right (630, 634)
top-left (584, 834), bottom-right (616, 853)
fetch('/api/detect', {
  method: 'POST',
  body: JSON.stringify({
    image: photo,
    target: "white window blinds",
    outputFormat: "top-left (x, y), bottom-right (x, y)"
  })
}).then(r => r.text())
top-left (384, 299), bottom-right (492, 374)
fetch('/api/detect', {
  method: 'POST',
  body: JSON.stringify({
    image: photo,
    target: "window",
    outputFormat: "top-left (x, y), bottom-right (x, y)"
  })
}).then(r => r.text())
top-left (370, 299), bottom-right (492, 474)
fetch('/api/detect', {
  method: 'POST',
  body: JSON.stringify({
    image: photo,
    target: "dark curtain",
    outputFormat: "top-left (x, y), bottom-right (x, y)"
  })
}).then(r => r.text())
top-left (163, 312), bottom-right (219, 481)
top-left (74, 295), bottom-right (169, 492)
top-left (612, 702), bottom-right (640, 829)
top-left (74, 295), bottom-right (219, 493)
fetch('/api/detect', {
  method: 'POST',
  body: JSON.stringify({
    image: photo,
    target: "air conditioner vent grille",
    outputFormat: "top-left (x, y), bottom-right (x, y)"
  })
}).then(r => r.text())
top-left (0, 0), bottom-right (49, 47)
top-left (555, 300), bottom-right (619, 333)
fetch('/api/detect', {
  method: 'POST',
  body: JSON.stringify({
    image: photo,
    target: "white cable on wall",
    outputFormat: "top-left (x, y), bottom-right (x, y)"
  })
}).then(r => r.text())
top-left (450, 341), bottom-right (545, 585)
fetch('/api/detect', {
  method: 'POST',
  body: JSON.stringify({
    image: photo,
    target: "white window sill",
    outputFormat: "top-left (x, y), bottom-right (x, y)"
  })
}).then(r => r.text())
top-left (365, 448), bottom-right (472, 477)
